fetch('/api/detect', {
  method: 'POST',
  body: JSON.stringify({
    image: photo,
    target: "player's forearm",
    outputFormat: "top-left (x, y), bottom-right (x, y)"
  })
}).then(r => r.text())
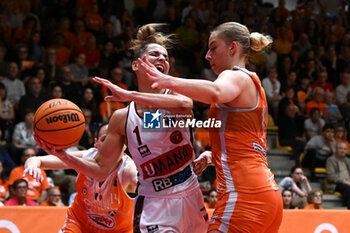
top-left (165, 75), bottom-right (222, 104)
top-left (130, 91), bottom-right (193, 113)
top-left (58, 153), bottom-right (111, 182)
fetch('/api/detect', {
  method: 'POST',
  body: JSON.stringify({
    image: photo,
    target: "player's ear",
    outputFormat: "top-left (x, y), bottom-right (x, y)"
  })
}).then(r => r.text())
top-left (132, 61), bottom-right (138, 71)
top-left (229, 42), bottom-right (237, 56)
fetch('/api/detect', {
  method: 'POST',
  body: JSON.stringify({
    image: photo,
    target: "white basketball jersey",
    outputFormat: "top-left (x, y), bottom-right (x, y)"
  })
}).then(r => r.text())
top-left (126, 101), bottom-right (199, 197)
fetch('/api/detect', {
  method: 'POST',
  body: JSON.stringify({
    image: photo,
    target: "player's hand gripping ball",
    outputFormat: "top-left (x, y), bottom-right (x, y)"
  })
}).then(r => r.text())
top-left (33, 98), bottom-right (85, 150)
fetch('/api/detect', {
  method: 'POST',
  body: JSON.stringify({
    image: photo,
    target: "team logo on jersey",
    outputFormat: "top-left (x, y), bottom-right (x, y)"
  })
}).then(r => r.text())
top-left (88, 214), bottom-right (115, 228)
top-left (147, 225), bottom-right (159, 232)
top-left (170, 130), bottom-right (183, 144)
top-left (144, 110), bottom-right (161, 129)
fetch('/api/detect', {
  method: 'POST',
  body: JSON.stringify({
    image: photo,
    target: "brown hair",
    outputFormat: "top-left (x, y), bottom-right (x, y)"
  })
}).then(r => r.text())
top-left (131, 23), bottom-right (175, 59)
top-left (213, 22), bottom-right (272, 56)
top-left (307, 189), bottom-right (323, 203)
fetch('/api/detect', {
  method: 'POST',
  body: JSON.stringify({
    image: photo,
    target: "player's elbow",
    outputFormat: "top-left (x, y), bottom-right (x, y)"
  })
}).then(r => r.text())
top-left (180, 98), bottom-right (193, 110)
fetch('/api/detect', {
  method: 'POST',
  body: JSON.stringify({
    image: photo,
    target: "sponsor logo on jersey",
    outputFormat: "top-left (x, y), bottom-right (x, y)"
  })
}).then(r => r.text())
top-left (143, 110), bottom-right (161, 129)
top-left (147, 225), bottom-right (159, 233)
top-left (152, 165), bottom-right (192, 192)
top-left (45, 113), bottom-right (80, 124)
top-left (141, 144), bottom-right (192, 179)
top-left (88, 214), bottom-right (115, 228)
top-left (138, 144), bottom-right (151, 157)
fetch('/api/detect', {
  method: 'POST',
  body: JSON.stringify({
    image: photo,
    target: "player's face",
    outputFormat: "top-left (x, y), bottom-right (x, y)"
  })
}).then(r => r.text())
top-left (205, 32), bottom-right (231, 74)
top-left (142, 44), bottom-right (170, 74)
top-left (95, 125), bottom-right (108, 149)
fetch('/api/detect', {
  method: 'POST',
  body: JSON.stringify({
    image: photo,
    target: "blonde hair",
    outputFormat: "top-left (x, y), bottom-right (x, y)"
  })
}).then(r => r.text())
top-left (213, 22), bottom-right (272, 56)
top-left (130, 23), bottom-right (175, 57)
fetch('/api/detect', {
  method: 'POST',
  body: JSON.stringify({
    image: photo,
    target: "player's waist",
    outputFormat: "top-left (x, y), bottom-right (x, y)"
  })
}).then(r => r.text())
top-left (137, 165), bottom-right (199, 197)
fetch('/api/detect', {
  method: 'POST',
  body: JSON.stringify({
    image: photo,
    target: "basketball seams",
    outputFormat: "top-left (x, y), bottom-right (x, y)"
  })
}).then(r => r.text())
top-left (35, 121), bottom-right (85, 132)
top-left (34, 108), bottom-right (84, 130)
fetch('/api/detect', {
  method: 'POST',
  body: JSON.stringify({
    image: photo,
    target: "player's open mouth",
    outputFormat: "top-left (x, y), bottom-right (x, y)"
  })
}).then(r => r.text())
top-left (155, 65), bottom-right (164, 73)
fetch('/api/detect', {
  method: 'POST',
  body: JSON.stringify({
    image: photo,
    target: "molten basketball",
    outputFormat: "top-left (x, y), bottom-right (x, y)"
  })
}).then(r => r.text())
top-left (33, 98), bottom-right (85, 150)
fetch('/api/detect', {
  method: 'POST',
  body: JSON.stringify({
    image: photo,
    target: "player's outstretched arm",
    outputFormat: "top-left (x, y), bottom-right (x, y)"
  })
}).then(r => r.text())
top-left (23, 151), bottom-right (85, 182)
top-left (93, 76), bottom-right (193, 114)
top-left (35, 110), bottom-right (126, 182)
top-left (139, 57), bottom-right (244, 104)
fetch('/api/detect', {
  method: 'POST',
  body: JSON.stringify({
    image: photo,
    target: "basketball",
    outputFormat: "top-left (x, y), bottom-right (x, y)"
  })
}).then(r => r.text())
top-left (33, 98), bottom-right (85, 150)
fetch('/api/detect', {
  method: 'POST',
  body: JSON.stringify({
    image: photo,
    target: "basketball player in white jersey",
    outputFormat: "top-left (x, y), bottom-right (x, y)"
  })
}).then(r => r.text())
top-left (35, 24), bottom-right (208, 233)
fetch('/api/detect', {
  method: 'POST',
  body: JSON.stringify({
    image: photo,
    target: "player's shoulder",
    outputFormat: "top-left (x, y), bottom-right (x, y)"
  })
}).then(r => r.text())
top-left (109, 106), bottom-right (129, 135)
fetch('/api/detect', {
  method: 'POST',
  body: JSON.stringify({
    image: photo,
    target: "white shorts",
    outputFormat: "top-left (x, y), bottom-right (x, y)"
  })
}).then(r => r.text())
top-left (134, 188), bottom-right (209, 233)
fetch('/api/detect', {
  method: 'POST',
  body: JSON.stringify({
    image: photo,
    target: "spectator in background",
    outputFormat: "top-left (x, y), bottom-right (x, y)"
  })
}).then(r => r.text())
top-left (0, 82), bottom-right (15, 143)
top-left (84, 3), bottom-right (104, 33)
top-left (40, 187), bottom-right (65, 206)
top-left (326, 142), bottom-right (350, 209)
top-left (68, 52), bottom-right (89, 85)
top-left (78, 108), bottom-right (97, 150)
top-left (304, 108), bottom-right (325, 139)
top-left (335, 70), bottom-right (350, 105)
top-left (0, 160), bottom-right (9, 203)
top-left (78, 87), bottom-right (99, 123)
top-left (305, 87), bottom-right (327, 117)
top-left (40, 48), bottom-right (61, 84)
top-left (18, 76), bottom-right (46, 121)
top-left (334, 124), bottom-right (350, 151)
top-left (293, 33), bottom-right (312, 56)
top-left (311, 69), bottom-right (334, 93)
top-left (278, 105), bottom-right (306, 162)
top-left (262, 67), bottom-right (282, 121)
top-left (204, 189), bottom-right (217, 210)
top-left (303, 189), bottom-right (324, 209)
top-left (15, 45), bottom-right (34, 81)
top-left (7, 148), bottom-right (50, 204)
top-left (100, 67), bottom-right (128, 99)
top-left (282, 189), bottom-right (297, 209)
top-left (4, 179), bottom-right (37, 206)
top-left (264, 46), bottom-right (277, 70)
top-left (56, 66), bottom-right (82, 104)
top-left (273, 27), bottom-right (293, 56)
top-left (296, 76), bottom-right (312, 111)
top-left (278, 166), bottom-right (312, 209)
top-left (72, 19), bottom-right (92, 48)
top-left (49, 33), bottom-right (71, 67)
top-left (74, 35), bottom-right (100, 72)
top-left (302, 124), bottom-right (336, 170)
top-left (0, 62), bottom-right (26, 108)
top-left (340, 91), bottom-right (350, 120)
top-left (325, 92), bottom-right (342, 125)
top-left (27, 31), bottom-right (45, 66)
top-left (55, 17), bottom-right (76, 51)
top-left (280, 70), bottom-right (297, 95)
top-left (48, 83), bottom-right (63, 100)
top-left (11, 109), bottom-right (38, 162)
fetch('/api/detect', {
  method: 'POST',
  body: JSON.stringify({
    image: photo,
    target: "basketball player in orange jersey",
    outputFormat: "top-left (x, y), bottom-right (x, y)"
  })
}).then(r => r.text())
top-left (34, 24), bottom-right (208, 233)
top-left (136, 22), bottom-right (283, 233)
top-left (25, 122), bottom-right (138, 233)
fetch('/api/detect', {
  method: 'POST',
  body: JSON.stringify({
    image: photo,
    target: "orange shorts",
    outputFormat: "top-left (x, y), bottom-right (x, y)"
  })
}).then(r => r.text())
top-left (208, 190), bottom-right (283, 233)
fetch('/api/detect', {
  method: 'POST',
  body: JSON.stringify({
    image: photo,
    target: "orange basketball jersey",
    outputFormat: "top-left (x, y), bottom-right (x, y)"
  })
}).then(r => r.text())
top-left (64, 150), bottom-right (134, 233)
top-left (208, 66), bottom-right (278, 195)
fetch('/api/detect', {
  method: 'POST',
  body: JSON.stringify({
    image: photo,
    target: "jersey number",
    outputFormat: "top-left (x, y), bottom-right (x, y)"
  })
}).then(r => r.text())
top-left (133, 126), bottom-right (142, 145)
